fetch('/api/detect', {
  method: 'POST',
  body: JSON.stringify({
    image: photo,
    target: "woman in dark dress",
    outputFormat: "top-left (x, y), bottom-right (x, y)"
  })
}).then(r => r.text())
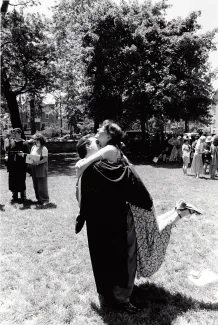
top-left (5, 128), bottom-right (29, 201)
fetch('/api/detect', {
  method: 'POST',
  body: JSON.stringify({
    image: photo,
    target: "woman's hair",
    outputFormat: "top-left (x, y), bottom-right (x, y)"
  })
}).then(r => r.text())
top-left (102, 120), bottom-right (123, 148)
top-left (13, 128), bottom-right (22, 134)
top-left (33, 133), bottom-right (46, 146)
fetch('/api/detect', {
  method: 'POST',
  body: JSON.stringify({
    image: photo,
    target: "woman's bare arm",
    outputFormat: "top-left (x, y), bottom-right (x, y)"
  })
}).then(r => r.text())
top-left (75, 145), bottom-right (118, 178)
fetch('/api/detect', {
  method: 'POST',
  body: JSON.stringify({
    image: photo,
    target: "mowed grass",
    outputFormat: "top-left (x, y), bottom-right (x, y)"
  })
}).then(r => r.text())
top-left (0, 156), bottom-right (218, 325)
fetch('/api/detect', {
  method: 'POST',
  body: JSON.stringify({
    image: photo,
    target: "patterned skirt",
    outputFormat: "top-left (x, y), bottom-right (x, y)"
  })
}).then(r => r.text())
top-left (130, 205), bottom-right (173, 278)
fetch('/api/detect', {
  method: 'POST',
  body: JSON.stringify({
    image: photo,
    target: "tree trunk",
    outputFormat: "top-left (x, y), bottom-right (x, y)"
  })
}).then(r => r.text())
top-left (140, 114), bottom-right (146, 142)
top-left (139, 113), bottom-right (147, 153)
top-left (60, 101), bottom-right (63, 137)
top-left (4, 90), bottom-right (22, 129)
top-left (184, 120), bottom-right (189, 132)
top-left (2, 69), bottom-right (25, 137)
top-left (94, 118), bottom-right (100, 133)
top-left (30, 95), bottom-right (36, 135)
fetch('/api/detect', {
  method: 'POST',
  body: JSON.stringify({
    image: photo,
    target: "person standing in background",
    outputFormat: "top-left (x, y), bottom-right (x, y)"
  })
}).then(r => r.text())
top-left (210, 135), bottom-right (218, 179)
top-left (202, 136), bottom-right (212, 175)
top-left (29, 133), bottom-right (49, 205)
top-left (190, 135), bottom-right (199, 163)
top-left (5, 128), bottom-right (29, 202)
top-left (191, 136), bottom-right (206, 178)
top-left (168, 135), bottom-right (178, 162)
top-left (182, 137), bottom-right (191, 175)
top-left (177, 136), bottom-right (183, 163)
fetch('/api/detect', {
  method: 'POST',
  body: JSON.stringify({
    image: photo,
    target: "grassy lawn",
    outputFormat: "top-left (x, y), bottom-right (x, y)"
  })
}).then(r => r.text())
top-left (0, 156), bottom-right (218, 325)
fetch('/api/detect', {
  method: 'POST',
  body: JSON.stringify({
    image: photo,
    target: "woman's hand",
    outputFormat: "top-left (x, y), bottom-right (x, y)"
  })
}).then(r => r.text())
top-left (32, 160), bottom-right (38, 166)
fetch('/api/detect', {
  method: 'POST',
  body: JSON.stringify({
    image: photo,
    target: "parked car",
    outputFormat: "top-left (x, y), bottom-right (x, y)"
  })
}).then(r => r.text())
top-left (57, 134), bottom-right (71, 141)
top-left (184, 132), bottom-right (199, 139)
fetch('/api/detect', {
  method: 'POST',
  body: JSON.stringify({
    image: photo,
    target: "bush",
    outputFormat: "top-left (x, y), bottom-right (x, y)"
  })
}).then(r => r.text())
top-left (41, 126), bottom-right (61, 138)
top-left (77, 119), bottom-right (94, 135)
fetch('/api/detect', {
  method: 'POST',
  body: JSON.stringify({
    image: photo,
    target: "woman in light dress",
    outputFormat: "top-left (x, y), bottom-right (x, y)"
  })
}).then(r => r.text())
top-left (30, 133), bottom-right (49, 204)
top-left (191, 136), bottom-right (206, 178)
top-left (182, 136), bottom-right (191, 175)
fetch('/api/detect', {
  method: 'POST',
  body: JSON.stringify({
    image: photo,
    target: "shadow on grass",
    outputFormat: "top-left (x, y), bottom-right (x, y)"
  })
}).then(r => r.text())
top-left (34, 202), bottom-right (57, 210)
top-left (126, 154), bottom-right (183, 169)
top-left (18, 200), bottom-right (57, 210)
top-left (48, 154), bottom-right (78, 177)
top-left (151, 162), bottom-right (182, 169)
top-left (0, 154), bottom-right (78, 177)
top-left (91, 283), bottom-right (218, 325)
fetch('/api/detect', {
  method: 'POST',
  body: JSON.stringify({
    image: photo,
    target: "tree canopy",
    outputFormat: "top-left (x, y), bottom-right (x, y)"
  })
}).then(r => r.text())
top-left (1, 0), bottom-right (217, 135)
top-left (52, 0), bottom-right (217, 134)
top-left (1, 4), bottom-right (54, 131)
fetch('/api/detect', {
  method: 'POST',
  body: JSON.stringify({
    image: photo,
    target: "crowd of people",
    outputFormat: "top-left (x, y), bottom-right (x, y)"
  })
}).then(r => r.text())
top-left (183, 134), bottom-right (218, 179)
top-left (3, 128), bottom-right (49, 204)
top-left (156, 133), bottom-right (218, 179)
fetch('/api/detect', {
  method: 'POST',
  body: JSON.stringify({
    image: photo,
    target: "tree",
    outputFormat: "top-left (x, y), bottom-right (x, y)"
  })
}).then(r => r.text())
top-left (1, 0), bottom-right (9, 14)
top-left (1, 6), bottom-right (54, 133)
top-left (51, 0), bottom-right (217, 136)
top-left (78, 0), bottom-right (172, 134)
top-left (51, 0), bottom-right (99, 132)
top-left (154, 11), bottom-right (217, 131)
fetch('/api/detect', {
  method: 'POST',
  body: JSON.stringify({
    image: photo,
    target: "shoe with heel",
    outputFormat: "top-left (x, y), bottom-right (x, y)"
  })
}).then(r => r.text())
top-left (176, 199), bottom-right (202, 218)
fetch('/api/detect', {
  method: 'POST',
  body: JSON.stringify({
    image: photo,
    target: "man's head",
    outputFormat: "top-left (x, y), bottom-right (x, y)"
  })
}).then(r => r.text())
top-left (13, 128), bottom-right (22, 140)
top-left (77, 134), bottom-right (100, 158)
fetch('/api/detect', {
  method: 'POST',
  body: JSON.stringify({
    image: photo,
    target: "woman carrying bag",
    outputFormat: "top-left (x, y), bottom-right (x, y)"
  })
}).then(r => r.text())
top-left (29, 133), bottom-right (49, 205)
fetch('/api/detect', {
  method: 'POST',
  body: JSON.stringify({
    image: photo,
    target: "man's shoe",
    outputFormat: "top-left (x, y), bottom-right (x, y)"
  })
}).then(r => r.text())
top-left (103, 302), bottom-right (140, 314)
top-left (117, 302), bottom-right (141, 314)
top-left (21, 191), bottom-right (27, 201)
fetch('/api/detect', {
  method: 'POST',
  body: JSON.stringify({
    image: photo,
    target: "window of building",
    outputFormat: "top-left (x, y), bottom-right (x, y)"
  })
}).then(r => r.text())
top-left (45, 113), bottom-right (49, 119)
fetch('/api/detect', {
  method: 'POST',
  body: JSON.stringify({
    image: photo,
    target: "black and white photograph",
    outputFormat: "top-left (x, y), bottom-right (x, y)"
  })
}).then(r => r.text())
top-left (0, 0), bottom-right (218, 324)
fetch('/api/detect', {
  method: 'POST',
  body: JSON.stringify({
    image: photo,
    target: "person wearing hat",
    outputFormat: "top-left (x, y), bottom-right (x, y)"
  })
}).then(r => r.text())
top-left (5, 128), bottom-right (29, 201)
top-left (191, 135), bottom-right (206, 178)
top-left (29, 133), bottom-right (49, 205)
top-left (202, 136), bottom-right (212, 175)
top-left (210, 135), bottom-right (218, 179)
top-left (182, 136), bottom-right (191, 175)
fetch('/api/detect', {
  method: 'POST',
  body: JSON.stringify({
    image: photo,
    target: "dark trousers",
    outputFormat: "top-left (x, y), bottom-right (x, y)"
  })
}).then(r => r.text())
top-left (32, 175), bottom-right (49, 203)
